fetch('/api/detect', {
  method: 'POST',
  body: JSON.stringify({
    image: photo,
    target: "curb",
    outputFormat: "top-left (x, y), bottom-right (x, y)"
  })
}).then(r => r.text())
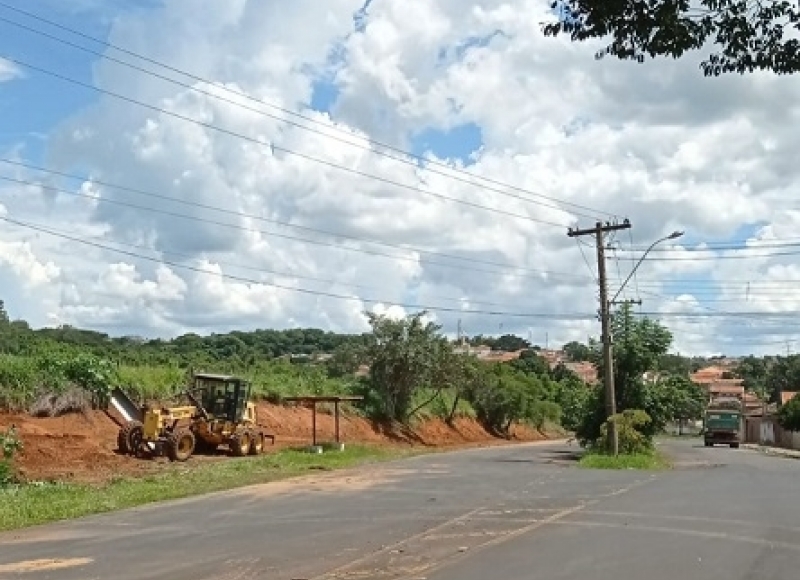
top-left (741, 443), bottom-right (800, 460)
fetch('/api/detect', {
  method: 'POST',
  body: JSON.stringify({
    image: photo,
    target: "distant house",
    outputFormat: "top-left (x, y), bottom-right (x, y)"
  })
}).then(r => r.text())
top-left (480, 349), bottom-right (525, 363)
top-left (690, 365), bottom-right (730, 386)
top-left (561, 361), bottom-right (599, 385)
top-left (781, 391), bottom-right (799, 406)
top-left (452, 345), bottom-right (525, 363)
top-left (539, 349), bottom-right (566, 366)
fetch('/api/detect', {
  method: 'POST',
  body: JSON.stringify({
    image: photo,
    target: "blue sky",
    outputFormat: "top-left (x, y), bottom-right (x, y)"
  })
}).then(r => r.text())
top-left (0, 1), bottom-right (161, 161)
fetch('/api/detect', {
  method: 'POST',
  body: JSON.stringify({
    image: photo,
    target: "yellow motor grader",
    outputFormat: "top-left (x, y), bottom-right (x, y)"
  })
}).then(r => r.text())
top-left (113, 373), bottom-right (274, 461)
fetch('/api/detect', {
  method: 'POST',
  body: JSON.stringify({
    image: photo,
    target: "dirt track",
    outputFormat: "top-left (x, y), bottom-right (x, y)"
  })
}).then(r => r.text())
top-left (0, 403), bottom-right (554, 483)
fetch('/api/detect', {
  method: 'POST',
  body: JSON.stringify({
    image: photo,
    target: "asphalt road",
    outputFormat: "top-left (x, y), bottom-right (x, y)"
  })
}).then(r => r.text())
top-left (2, 439), bottom-right (799, 580)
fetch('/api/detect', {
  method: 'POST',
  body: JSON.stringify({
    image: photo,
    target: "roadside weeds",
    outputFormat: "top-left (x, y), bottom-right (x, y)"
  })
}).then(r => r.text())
top-left (578, 450), bottom-right (671, 471)
top-left (0, 445), bottom-right (420, 532)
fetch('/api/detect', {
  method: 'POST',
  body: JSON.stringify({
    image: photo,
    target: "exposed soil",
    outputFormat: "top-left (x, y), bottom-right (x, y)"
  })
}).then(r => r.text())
top-left (0, 402), bottom-right (559, 484)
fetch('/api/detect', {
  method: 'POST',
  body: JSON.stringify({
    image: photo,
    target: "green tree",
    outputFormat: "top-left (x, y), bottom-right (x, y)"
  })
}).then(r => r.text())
top-left (765, 355), bottom-right (800, 403)
top-left (657, 353), bottom-right (691, 376)
top-left (563, 341), bottom-right (591, 362)
top-left (778, 393), bottom-right (800, 431)
top-left (363, 311), bottom-right (451, 422)
top-left (492, 334), bottom-right (531, 351)
top-left (326, 343), bottom-right (368, 378)
top-left (735, 355), bottom-right (768, 393)
top-left (554, 373), bottom-right (591, 432)
top-left (654, 375), bottom-right (707, 434)
top-left (543, 0), bottom-right (800, 76)
top-left (510, 350), bottom-right (551, 377)
top-left (465, 363), bottom-right (560, 436)
top-left (578, 303), bottom-right (673, 445)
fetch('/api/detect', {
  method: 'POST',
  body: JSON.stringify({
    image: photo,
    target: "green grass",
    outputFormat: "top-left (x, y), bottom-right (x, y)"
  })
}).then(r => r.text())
top-left (0, 445), bottom-right (418, 532)
top-left (578, 450), bottom-right (671, 470)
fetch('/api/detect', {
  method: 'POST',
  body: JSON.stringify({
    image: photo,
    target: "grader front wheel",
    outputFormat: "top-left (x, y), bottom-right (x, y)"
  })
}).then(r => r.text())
top-left (249, 431), bottom-right (265, 455)
top-left (230, 431), bottom-right (251, 457)
top-left (165, 428), bottom-right (196, 462)
top-left (117, 420), bottom-right (144, 455)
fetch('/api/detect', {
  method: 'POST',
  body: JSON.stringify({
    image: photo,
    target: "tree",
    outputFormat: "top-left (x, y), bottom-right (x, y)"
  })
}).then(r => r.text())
top-left (778, 393), bottom-right (800, 431)
top-left (607, 304), bottom-right (673, 412)
top-left (657, 353), bottom-right (692, 376)
top-left (577, 303), bottom-right (673, 445)
top-left (554, 373), bottom-right (592, 432)
top-left (326, 343), bottom-right (367, 378)
top-left (735, 355), bottom-right (768, 393)
top-left (653, 375), bottom-right (707, 434)
top-left (543, 0), bottom-right (800, 76)
top-left (510, 350), bottom-right (551, 377)
top-left (563, 341), bottom-right (591, 362)
top-left (765, 355), bottom-right (800, 403)
top-left (492, 334), bottom-right (531, 351)
top-left (363, 311), bottom-right (451, 422)
top-left (465, 363), bottom-right (560, 436)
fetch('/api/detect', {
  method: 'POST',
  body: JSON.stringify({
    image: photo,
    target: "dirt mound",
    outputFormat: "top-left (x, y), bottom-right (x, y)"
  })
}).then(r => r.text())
top-left (1, 412), bottom-right (159, 483)
top-left (0, 403), bottom-right (556, 484)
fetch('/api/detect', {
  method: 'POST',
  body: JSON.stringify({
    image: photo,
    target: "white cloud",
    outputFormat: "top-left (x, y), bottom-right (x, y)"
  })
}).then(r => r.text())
top-left (0, 0), bottom-right (798, 355)
top-left (0, 58), bottom-right (22, 82)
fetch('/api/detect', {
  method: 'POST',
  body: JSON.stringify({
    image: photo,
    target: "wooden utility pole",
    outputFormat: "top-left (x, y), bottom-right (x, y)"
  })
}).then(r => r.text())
top-left (568, 219), bottom-right (631, 456)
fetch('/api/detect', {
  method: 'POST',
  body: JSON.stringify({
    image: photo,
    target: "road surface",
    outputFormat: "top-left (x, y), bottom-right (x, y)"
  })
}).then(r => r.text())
top-left (1, 439), bottom-right (799, 579)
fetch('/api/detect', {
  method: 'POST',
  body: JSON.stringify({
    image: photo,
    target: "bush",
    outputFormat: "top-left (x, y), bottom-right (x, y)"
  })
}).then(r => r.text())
top-left (466, 364), bottom-right (560, 437)
top-left (0, 426), bottom-right (23, 486)
top-left (778, 393), bottom-right (800, 432)
top-left (596, 409), bottom-right (654, 455)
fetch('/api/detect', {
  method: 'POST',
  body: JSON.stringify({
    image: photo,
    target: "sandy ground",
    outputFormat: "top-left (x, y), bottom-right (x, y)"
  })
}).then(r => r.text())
top-left (0, 402), bottom-right (557, 483)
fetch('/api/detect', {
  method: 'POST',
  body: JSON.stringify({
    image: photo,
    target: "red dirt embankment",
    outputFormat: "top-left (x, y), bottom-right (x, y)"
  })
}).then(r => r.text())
top-left (0, 403), bottom-right (556, 483)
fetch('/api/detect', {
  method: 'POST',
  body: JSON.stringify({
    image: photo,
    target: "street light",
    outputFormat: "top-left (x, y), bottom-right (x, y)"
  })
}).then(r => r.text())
top-left (603, 229), bottom-right (684, 456)
top-left (611, 230), bottom-right (684, 304)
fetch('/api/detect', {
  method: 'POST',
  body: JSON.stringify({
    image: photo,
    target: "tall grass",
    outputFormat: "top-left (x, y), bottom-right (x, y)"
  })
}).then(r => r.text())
top-left (0, 354), bottom-right (359, 411)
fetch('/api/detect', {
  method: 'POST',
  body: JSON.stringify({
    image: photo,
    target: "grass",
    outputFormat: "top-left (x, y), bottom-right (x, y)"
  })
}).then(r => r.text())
top-left (578, 449), bottom-right (671, 470)
top-left (0, 444), bottom-right (418, 532)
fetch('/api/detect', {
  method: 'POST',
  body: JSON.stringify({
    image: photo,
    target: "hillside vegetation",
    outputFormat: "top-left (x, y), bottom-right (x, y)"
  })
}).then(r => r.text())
top-left (0, 302), bottom-right (586, 438)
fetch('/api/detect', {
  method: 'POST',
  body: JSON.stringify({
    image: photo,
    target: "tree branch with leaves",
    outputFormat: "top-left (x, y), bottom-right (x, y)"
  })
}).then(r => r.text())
top-left (543, 0), bottom-right (800, 76)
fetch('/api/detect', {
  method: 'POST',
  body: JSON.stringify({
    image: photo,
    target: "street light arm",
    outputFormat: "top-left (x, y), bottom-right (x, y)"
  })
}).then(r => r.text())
top-left (610, 231), bottom-right (684, 304)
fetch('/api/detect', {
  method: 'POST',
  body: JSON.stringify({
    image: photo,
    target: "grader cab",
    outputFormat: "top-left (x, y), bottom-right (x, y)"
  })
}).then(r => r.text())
top-left (115, 373), bottom-right (274, 461)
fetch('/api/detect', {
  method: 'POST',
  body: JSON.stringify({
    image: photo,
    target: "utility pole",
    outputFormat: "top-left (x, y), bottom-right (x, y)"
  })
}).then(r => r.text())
top-left (568, 219), bottom-right (631, 456)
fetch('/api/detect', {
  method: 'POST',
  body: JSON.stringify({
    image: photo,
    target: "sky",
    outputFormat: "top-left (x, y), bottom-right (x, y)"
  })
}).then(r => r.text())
top-left (1, 0), bottom-right (800, 356)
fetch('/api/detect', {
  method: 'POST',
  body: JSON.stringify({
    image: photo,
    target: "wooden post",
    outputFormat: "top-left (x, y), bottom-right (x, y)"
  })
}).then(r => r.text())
top-left (334, 399), bottom-right (340, 443)
top-left (312, 401), bottom-right (317, 447)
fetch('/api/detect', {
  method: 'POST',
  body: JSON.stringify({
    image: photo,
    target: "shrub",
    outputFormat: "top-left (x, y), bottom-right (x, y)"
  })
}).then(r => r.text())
top-left (596, 409), bottom-right (654, 455)
top-left (0, 426), bottom-right (23, 486)
top-left (778, 393), bottom-right (800, 432)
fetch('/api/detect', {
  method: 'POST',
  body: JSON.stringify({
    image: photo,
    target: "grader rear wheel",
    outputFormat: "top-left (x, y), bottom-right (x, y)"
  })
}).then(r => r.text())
top-left (117, 420), bottom-right (144, 455)
top-left (230, 430), bottom-right (251, 457)
top-left (249, 431), bottom-right (264, 455)
top-left (165, 428), bottom-right (196, 462)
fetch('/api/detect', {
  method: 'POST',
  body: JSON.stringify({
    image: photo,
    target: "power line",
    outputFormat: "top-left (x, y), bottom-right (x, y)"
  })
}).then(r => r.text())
top-left (635, 277), bottom-right (800, 284)
top-left (9, 217), bottom-right (546, 311)
top-left (2, 55), bottom-right (569, 228)
top-left (1, 215), bottom-right (599, 321)
top-left (623, 240), bottom-right (800, 252)
top-left (641, 312), bottom-right (800, 319)
top-left (0, 3), bottom-right (615, 220)
top-left (0, 160), bottom-right (591, 281)
top-left (0, 173), bottom-right (593, 283)
top-left (632, 289), bottom-right (800, 327)
top-left (635, 250), bottom-right (800, 261)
